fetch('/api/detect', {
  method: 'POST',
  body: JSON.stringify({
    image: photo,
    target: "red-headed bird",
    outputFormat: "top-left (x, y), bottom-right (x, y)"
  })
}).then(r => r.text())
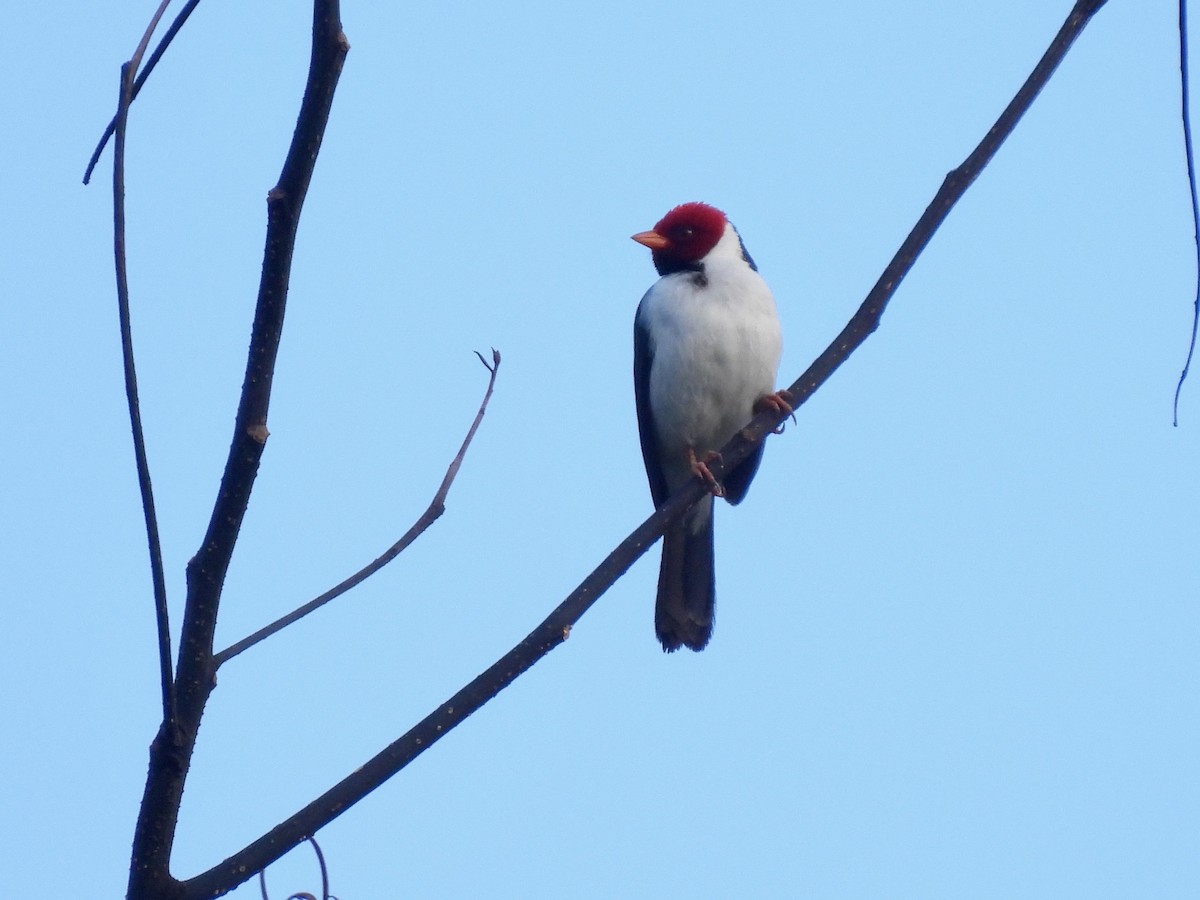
top-left (632, 202), bottom-right (790, 652)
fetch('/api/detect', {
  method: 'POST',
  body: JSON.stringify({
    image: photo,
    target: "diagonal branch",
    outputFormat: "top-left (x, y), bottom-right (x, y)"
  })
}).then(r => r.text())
top-left (753, 0), bottom-right (1112, 434)
top-left (83, 0), bottom-right (204, 185)
top-left (213, 349), bottom-right (503, 667)
top-left (111, 0), bottom-right (177, 733)
top-left (182, 3), bottom-right (1110, 895)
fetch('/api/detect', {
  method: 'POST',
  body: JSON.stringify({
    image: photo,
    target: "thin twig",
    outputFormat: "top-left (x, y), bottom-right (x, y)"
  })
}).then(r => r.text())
top-left (213, 349), bottom-right (502, 667)
top-left (183, 5), bottom-right (1109, 895)
top-left (83, 0), bottom-right (203, 185)
top-left (309, 837), bottom-right (332, 900)
top-left (112, 0), bottom-right (177, 730)
top-left (1176, 0), bottom-right (1199, 425)
top-left (255, 837), bottom-right (331, 900)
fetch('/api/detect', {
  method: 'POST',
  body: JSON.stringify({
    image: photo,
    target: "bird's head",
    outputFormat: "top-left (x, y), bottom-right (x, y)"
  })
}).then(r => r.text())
top-left (632, 202), bottom-right (728, 275)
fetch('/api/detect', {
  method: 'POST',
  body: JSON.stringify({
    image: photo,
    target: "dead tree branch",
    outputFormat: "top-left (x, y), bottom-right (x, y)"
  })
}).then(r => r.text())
top-left (122, 2), bottom-right (348, 897)
top-left (720, 0), bottom-right (1114, 453)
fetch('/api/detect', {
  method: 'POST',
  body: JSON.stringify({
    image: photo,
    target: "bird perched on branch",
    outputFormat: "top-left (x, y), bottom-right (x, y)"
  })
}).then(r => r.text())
top-left (632, 202), bottom-right (790, 652)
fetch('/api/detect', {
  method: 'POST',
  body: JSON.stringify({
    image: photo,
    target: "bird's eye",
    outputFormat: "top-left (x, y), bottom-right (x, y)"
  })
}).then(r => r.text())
top-left (676, 226), bottom-right (695, 240)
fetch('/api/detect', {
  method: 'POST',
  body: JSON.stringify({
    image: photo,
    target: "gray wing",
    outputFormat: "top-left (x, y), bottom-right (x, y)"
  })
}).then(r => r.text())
top-left (722, 439), bottom-right (766, 505)
top-left (634, 302), bottom-right (669, 507)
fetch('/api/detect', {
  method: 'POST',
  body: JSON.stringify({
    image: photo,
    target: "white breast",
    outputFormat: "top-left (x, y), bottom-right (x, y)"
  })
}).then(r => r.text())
top-left (638, 225), bottom-right (782, 490)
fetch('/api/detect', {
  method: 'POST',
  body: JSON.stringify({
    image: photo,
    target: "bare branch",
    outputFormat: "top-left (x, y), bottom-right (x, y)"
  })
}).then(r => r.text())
top-left (111, 0), bottom-right (177, 733)
top-left (83, 0), bottom-right (204, 185)
top-left (183, 6), bottom-right (1110, 893)
top-left (178, 0), bottom-right (348, 692)
top-left (213, 349), bottom-right (503, 667)
top-left (1176, 0), bottom-right (1199, 425)
top-left (756, 0), bottom-right (1113, 434)
top-left (125, 3), bottom-right (349, 897)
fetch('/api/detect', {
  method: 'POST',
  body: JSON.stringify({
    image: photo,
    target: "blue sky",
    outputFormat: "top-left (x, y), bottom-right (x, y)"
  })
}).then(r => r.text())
top-left (4, 1), bottom-right (1198, 897)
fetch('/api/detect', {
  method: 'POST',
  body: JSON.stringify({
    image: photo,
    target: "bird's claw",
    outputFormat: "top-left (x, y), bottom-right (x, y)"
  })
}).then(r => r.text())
top-left (688, 448), bottom-right (725, 497)
top-left (755, 389), bottom-right (796, 434)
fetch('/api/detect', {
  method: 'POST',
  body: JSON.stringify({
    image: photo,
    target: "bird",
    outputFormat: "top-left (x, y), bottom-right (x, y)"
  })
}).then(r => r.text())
top-left (632, 201), bottom-right (791, 653)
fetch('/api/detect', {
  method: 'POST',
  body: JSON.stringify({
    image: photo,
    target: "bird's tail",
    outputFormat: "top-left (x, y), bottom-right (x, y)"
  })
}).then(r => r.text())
top-left (655, 498), bottom-right (715, 652)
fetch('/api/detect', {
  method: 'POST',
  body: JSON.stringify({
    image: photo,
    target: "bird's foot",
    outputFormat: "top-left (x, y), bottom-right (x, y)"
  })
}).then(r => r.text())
top-left (687, 448), bottom-right (725, 497)
top-left (755, 389), bottom-right (796, 434)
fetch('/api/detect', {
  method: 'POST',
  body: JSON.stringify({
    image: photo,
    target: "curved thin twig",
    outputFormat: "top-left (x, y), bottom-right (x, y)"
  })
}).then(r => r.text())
top-left (112, 0), bottom-right (176, 729)
top-left (83, 0), bottom-right (204, 185)
top-left (183, 4), bottom-right (1109, 895)
top-left (213, 349), bottom-right (502, 667)
top-left (307, 836), bottom-right (332, 900)
top-left (256, 837), bottom-right (335, 900)
top-left (1175, 0), bottom-right (1199, 425)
